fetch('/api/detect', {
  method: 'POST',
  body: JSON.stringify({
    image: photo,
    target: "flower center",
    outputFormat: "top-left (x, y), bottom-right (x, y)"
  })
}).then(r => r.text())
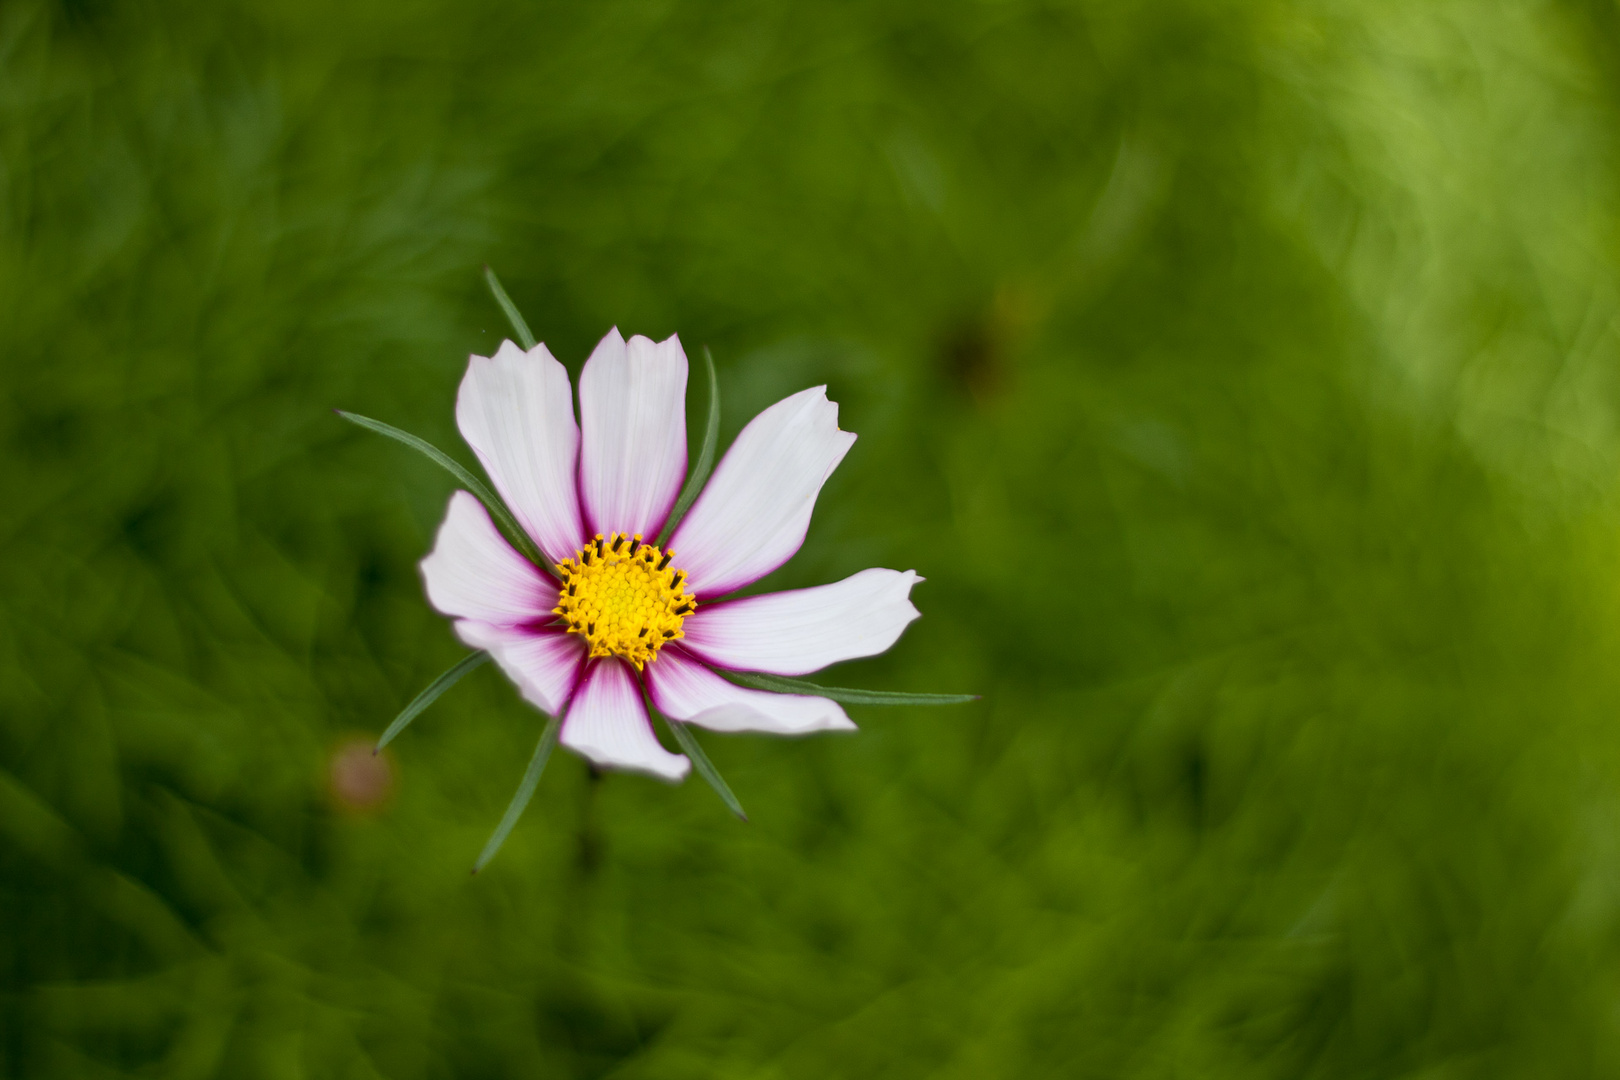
top-left (552, 533), bottom-right (696, 670)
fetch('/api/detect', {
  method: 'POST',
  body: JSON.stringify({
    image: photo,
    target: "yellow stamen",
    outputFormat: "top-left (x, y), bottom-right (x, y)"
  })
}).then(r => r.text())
top-left (552, 532), bottom-right (695, 670)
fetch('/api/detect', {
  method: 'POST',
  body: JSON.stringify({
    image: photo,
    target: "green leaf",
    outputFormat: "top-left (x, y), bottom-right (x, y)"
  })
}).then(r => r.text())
top-left (483, 264), bottom-right (536, 350)
top-left (655, 346), bottom-right (721, 548)
top-left (375, 650), bottom-right (490, 753)
top-left (725, 671), bottom-right (980, 705)
top-left (472, 712), bottom-right (562, 873)
top-left (335, 410), bottom-right (552, 574)
top-left (662, 716), bottom-right (747, 821)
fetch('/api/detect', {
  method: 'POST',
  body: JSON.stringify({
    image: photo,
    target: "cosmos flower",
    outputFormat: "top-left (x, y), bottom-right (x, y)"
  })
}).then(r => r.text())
top-left (417, 329), bottom-right (923, 781)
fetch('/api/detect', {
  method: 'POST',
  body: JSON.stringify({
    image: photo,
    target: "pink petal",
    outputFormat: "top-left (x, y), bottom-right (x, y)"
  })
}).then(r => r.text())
top-left (578, 329), bottom-right (688, 539)
top-left (681, 567), bottom-right (922, 676)
top-left (560, 658), bottom-right (690, 781)
top-left (455, 340), bottom-right (585, 564)
top-left (669, 387), bottom-right (856, 596)
top-left (455, 622), bottom-right (585, 718)
top-left (420, 490), bottom-right (557, 625)
top-left (646, 649), bottom-right (853, 734)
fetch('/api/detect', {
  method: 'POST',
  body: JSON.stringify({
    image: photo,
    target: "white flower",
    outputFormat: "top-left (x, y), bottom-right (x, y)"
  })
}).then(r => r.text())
top-left (418, 329), bottom-right (923, 781)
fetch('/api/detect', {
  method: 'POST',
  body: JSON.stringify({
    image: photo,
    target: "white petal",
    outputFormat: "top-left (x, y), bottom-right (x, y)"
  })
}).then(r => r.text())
top-left (646, 649), bottom-right (854, 734)
top-left (578, 329), bottom-right (688, 539)
top-left (681, 568), bottom-right (922, 676)
top-left (455, 339), bottom-right (584, 564)
top-left (560, 658), bottom-right (690, 781)
top-left (669, 386), bottom-right (857, 596)
top-left (420, 490), bottom-right (557, 625)
top-left (455, 622), bottom-right (585, 717)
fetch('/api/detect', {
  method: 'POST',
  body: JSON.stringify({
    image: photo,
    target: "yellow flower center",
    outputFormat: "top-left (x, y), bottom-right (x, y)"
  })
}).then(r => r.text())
top-left (552, 533), bottom-right (696, 670)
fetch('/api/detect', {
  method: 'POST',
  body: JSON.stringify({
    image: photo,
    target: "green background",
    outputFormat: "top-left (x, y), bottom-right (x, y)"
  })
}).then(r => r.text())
top-left (7, 0), bottom-right (1620, 1075)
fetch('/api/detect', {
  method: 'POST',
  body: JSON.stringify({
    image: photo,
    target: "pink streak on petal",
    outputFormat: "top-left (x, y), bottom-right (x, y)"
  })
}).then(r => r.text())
top-left (646, 649), bottom-right (854, 734)
top-left (455, 622), bottom-right (585, 718)
top-left (560, 658), bottom-right (690, 781)
top-left (578, 329), bottom-right (689, 540)
top-left (420, 491), bottom-right (558, 625)
top-left (669, 386), bottom-right (856, 596)
top-left (681, 568), bottom-right (922, 676)
top-left (455, 339), bottom-right (585, 564)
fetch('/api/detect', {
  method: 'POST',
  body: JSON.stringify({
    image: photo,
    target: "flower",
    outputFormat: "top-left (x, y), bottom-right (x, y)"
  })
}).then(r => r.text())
top-left (418, 329), bottom-right (923, 781)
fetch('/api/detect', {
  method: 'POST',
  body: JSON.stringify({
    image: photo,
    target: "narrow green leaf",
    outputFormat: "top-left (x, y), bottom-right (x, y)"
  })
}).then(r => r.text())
top-left (483, 265), bottom-right (536, 350)
top-left (335, 410), bottom-right (552, 574)
top-left (725, 671), bottom-right (980, 706)
top-left (663, 716), bottom-right (747, 821)
top-left (376, 650), bottom-right (490, 753)
top-left (473, 712), bottom-right (562, 873)
top-left (655, 346), bottom-right (721, 548)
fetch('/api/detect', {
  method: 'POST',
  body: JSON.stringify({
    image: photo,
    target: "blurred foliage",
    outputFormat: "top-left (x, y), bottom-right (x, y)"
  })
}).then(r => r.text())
top-left (6, 0), bottom-right (1620, 1075)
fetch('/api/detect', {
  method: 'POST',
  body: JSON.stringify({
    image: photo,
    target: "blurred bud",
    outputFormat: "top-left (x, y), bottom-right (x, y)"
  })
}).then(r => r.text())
top-left (328, 736), bottom-right (396, 816)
